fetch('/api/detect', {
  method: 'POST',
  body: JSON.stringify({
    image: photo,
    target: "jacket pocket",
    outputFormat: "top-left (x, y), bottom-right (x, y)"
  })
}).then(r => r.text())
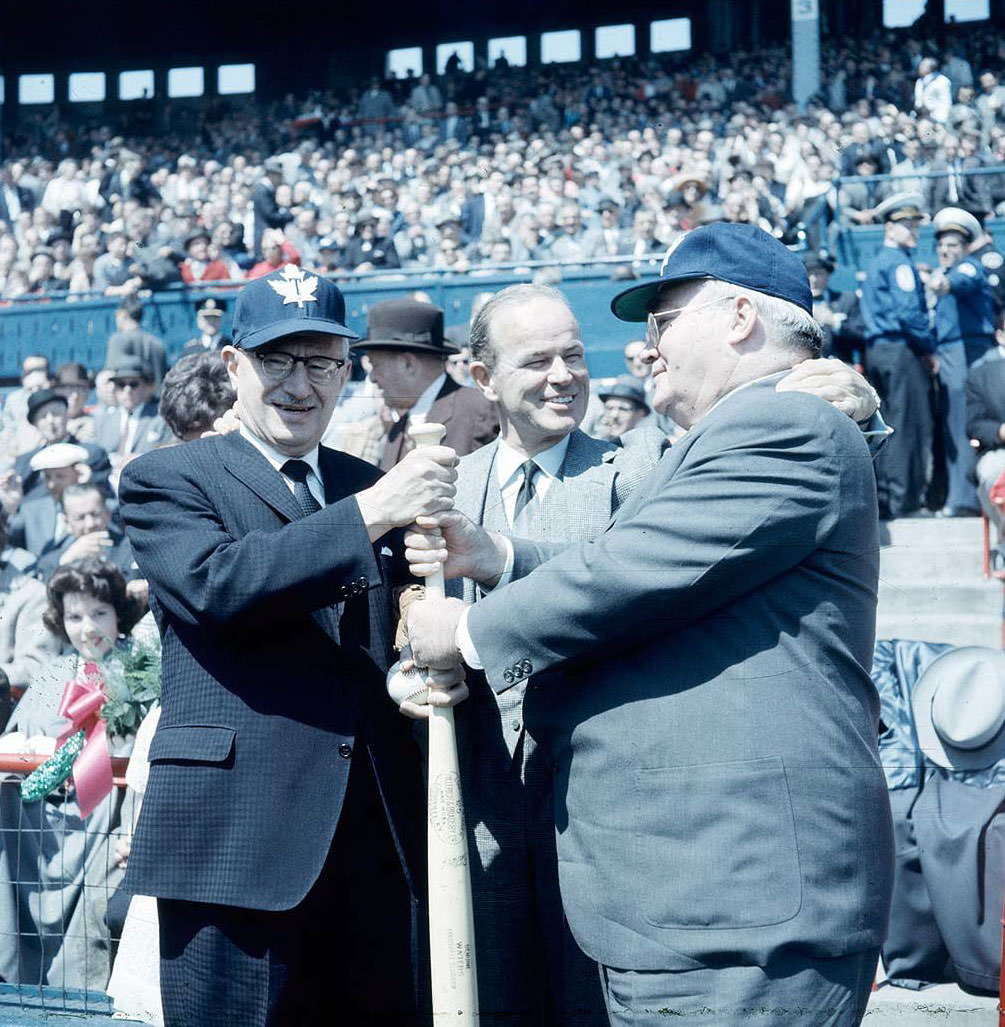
top-left (634, 756), bottom-right (802, 930)
top-left (148, 725), bottom-right (236, 765)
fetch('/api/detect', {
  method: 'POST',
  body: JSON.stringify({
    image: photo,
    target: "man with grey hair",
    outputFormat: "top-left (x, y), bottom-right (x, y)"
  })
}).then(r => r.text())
top-left (406, 224), bottom-right (894, 1026)
top-left (400, 265), bottom-right (885, 1026)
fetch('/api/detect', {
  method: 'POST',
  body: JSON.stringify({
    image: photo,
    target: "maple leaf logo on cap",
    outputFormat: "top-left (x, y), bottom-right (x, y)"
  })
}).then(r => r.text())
top-left (268, 264), bottom-right (319, 308)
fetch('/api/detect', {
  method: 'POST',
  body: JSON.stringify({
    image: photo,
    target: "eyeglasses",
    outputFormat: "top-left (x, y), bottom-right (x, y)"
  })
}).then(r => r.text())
top-left (249, 350), bottom-right (347, 384)
top-left (113, 379), bottom-right (143, 389)
top-left (646, 296), bottom-right (735, 349)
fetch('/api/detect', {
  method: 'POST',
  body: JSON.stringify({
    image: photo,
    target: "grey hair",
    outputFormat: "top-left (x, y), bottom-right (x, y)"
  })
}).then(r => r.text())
top-left (692, 278), bottom-right (824, 358)
top-left (469, 283), bottom-right (574, 368)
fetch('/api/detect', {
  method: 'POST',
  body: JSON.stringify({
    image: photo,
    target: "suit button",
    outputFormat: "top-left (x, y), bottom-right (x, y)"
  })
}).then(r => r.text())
top-left (338, 743), bottom-right (353, 759)
top-left (357, 577), bottom-right (368, 588)
top-left (521, 660), bottom-right (533, 674)
top-left (503, 670), bottom-right (514, 684)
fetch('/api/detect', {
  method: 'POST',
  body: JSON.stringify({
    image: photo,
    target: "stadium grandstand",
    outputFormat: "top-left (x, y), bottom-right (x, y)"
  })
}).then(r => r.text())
top-left (0, 0), bottom-right (1003, 1022)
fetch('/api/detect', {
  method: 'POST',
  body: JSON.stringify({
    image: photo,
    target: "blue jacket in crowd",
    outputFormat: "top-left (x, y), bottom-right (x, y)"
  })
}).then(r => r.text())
top-left (861, 244), bottom-right (936, 354)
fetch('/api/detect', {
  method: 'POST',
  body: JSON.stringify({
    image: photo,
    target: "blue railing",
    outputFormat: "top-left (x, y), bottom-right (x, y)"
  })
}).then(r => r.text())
top-left (0, 256), bottom-right (665, 382)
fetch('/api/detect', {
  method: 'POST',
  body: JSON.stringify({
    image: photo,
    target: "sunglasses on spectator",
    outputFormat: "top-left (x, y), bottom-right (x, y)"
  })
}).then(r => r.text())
top-left (245, 349), bottom-right (347, 384)
top-left (113, 378), bottom-right (144, 389)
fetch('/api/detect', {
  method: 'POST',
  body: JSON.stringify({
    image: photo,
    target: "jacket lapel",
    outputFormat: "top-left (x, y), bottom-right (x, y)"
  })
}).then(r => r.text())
top-left (220, 432), bottom-right (302, 523)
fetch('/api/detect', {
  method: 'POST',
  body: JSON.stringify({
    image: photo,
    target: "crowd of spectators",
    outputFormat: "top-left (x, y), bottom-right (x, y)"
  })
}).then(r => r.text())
top-left (4, 23), bottom-right (1005, 302)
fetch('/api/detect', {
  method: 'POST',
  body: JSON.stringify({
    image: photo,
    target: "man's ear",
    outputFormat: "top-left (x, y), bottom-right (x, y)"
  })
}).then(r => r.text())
top-left (469, 361), bottom-right (498, 402)
top-left (728, 295), bottom-right (758, 345)
top-left (221, 345), bottom-right (241, 387)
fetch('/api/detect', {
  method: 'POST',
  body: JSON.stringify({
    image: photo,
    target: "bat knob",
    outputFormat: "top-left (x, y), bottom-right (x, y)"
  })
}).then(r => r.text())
top-left (408, 421), bottom-right (447, 448)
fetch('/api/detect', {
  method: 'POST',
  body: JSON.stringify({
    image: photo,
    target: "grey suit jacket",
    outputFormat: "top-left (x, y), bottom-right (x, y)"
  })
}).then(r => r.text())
top-left (451, 428), bottom-right (667, 760)
top-left (465, 378), bottom-right (895, 972)
top-left (92, 402), bottom-right (171, 456)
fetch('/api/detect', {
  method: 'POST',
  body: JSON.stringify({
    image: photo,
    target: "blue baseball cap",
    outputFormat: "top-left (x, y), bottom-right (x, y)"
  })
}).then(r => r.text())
top-left (232, 264), bottom-right (359, 351)
top-left (610, 222), bottom-right (813, 321)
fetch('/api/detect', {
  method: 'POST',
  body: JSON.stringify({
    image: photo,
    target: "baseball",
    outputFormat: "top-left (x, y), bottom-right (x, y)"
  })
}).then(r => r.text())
top-left (387, 661), bottom-right (429, 707)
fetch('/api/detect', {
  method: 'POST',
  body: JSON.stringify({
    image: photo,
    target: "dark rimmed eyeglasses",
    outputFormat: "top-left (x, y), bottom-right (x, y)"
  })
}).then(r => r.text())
top-left (247, 350), bottom-right (347, 384)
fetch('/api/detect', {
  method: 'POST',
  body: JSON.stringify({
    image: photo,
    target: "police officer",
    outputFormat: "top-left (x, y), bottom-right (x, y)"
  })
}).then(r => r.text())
top-left (968, 217), bottom-right (1005, 314)
top-left (928, 206), bottom-right (994, 515)
top-left (861, 192), bottom-right (937, 520)
top-left (803, 250), bottom-right (866, 365)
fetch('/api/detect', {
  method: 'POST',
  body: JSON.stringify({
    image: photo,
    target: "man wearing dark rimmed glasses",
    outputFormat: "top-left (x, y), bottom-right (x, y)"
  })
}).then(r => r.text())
top-left (117, 264), bottom-right (461, 1025)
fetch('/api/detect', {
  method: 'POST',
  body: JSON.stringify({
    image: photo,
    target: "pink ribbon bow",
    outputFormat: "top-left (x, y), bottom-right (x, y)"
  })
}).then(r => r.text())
top-left (57, 661), bottom-right (112, 818)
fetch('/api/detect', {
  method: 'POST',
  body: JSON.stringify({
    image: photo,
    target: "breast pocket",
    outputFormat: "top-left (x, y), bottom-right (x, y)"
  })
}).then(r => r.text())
top-left (148, 725), bottom-right (236, 766)
top-left (633, 756), bottom-right (802, 930)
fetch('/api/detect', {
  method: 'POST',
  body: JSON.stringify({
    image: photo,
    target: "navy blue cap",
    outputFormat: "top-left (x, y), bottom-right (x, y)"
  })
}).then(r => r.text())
top-left (611, 223), bottom-right (813, 321)
top-left (232, 264), bottom-right (358, 351)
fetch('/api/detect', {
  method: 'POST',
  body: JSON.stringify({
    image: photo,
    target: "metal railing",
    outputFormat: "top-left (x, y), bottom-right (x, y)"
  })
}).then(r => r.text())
top-left (0, 755), bottom-right (137, 1019)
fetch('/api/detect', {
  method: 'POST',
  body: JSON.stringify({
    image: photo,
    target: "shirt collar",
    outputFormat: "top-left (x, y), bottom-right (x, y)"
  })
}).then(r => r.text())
top-left (406, 372), bottom-right (446, 423)
top-left (239, 424), bottom-right (321, 482)
top-left (495, 434), bottom-right (571, 487)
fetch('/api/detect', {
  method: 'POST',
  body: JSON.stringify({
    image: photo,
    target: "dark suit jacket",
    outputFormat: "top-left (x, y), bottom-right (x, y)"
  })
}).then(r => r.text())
top-left (379, 376), bottom-right (499, 471)
top-left (0, 184), bottom-right (33, 227)
top-left (91, 401), bottom-right (171, 456)
top-left (252, 180), bottom-right (293, 257)
top-left (118, 432), bottom-right (421, 910)
top-left (35, 527), bottom-right (137, 581)
top-left (7, 495), bottom-right (63, 557)
top-left (966, 352), bottom-right (1005, 452)
top-left (466, 378), bottom-right (894, 972)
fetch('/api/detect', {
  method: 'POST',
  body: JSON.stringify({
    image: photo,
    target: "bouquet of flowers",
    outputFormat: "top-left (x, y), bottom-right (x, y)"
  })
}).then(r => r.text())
top-left (20, 640), bottom-right (161, 816)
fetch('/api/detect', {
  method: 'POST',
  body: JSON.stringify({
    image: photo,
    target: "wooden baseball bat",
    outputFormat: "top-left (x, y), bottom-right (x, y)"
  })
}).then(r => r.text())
top-left (409, 421), bottom-right (479, 1025)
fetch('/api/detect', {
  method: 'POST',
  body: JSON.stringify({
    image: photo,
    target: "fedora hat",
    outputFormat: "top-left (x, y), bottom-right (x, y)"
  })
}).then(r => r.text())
top-left (911, 646), bottom-right (1005, 770)
top-left (26, 388), bottom-right (68, 425)
top-left (598, 375), bottom-right (650, 412)
top-left (352, 299), bottom-right (459, 355)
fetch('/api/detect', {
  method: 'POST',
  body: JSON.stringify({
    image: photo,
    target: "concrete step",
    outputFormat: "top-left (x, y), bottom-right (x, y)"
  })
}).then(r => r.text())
top-left (877, 580), bottom-right (1001, 616)
top-left (879, 516), bottom-right (985, 550)
top-left (875, 613), bottom-right (1001, 648)
top-left (879, 544), bottom-right (987, 582)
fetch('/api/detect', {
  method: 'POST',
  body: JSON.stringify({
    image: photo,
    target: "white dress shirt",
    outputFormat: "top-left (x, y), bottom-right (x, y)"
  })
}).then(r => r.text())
top-left (239, 425), bottom-right (324, 508)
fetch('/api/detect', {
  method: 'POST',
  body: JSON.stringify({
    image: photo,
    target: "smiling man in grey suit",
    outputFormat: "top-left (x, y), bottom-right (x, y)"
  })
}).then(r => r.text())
top-left (436, 284), bottom-right (664, 1025)
top-left (407, 225), bottom-right (895, 1026)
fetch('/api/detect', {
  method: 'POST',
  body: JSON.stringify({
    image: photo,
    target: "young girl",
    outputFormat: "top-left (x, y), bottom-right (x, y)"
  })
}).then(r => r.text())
top-left (0, 557), bottom-right (153, 992)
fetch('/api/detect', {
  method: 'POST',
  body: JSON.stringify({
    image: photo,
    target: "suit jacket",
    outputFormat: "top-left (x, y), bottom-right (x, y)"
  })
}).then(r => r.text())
top-left (966, 352), bottom-right (1005, 452)
top-left (7, 495), bottom-right (65, 558)
top-left (379, 376), bottom-right (499, 471)
top-left (35, 527), bottom-right (137, 581)
top-left (118, 431), bottom-right (421, 910)
top-left (0, 184), bottom-right (33, 227)
top-left (0, 564), bottom-right (60, 690)
top-left (91, 401), bottom-right (171, 456)
top-left (252, 180), bottom-right (293, 257)
top-left (465, 378), bottom-right (894, 972)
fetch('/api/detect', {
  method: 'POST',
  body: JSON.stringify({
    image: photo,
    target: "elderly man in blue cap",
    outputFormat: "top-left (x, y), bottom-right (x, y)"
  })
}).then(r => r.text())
top-left (405, 223), bottom-right (894, 1026)
top-left (117, 263), bottom-right (463, 1026)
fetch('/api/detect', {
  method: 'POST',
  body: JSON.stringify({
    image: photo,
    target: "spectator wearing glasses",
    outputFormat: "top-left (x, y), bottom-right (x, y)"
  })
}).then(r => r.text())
top-left (92, 358), bottom-right (171, 461)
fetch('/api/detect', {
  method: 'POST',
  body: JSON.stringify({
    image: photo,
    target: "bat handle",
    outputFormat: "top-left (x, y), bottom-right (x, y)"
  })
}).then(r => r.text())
top-left (408, 421), bottom-right (447, 601)
top-left (406, 419), bottom-right (478, 1024)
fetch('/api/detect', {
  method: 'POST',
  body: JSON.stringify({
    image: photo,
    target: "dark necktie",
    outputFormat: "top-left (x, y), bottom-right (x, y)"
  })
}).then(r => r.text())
top-left (281, 459), bottom-right (322, 518)
top-left (512, 460), bottom-right (540, 524)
